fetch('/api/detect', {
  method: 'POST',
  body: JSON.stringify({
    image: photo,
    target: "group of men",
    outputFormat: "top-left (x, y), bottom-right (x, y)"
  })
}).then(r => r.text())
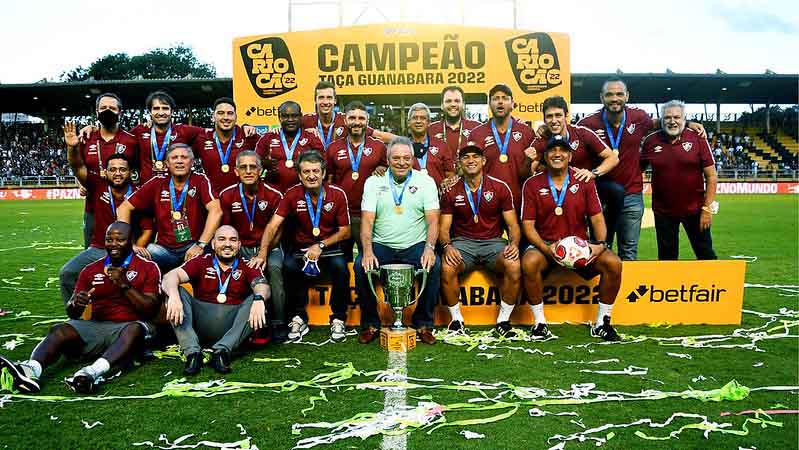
top-left (0, 78), bottom-right (719, 395)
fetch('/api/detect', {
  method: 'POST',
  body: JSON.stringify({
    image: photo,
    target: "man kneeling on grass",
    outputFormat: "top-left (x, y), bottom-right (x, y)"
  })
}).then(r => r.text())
top-left (1, 222), bottom-right (161, 394)
top-left (162, 225), bottom-right (269, 376)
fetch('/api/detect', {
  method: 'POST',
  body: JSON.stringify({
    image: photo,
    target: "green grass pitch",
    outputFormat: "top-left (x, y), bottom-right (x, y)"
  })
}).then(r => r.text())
top-left (0, 194), bottom-right (796, 449)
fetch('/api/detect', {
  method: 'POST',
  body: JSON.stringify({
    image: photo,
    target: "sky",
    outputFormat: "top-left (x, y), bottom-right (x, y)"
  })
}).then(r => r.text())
top-left (1, 0), bottom-right (797, 114)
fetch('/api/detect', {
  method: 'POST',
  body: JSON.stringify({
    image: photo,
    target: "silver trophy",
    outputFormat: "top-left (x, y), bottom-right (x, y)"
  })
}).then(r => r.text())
top-left (366, 264), bottom-right (428, 329)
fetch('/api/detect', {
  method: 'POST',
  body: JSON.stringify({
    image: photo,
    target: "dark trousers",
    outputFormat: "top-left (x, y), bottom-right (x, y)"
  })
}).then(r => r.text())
top-left (283, 249), bottom-right (350, 323)
top-left (654, 212), bottom-right (717, 260)
top-left (354, 241), bottom-right (440, 330)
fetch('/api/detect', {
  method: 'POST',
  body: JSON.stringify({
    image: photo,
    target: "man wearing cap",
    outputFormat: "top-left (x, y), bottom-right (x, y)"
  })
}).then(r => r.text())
top-left (253, 151), bottom-right (352, 343)
top-left (1, 222), bottom-right (161, 394)
top-left (162, 225), bottom-right (269, 375)
top-left (520, 135), bottom-right (623, 342)
top-left (407, 102), bottom-right (456, 187)
top-left (355, 136), bottom-right (441, 345)
top-left (439, 144), bottom-right (521, 335)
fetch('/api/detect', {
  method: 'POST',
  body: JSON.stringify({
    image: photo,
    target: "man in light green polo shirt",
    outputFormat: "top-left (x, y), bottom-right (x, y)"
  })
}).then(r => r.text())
top-left (355, 136), bottom-right (441, 345)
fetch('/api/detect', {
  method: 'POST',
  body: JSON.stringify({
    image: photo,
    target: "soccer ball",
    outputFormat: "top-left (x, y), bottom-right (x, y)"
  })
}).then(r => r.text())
top-left (553, 236), bottom-right (591, 269)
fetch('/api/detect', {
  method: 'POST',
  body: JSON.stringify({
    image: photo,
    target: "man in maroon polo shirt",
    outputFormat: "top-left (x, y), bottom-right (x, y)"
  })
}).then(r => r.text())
top-left (253, 151), bottom-right (351, 343)
top-left (1, 222), bottom-right (161, 394)
top-left (521, 135), bottom-right (622, 342)
top-left (469, 84), bottom-right (537, 207)
top-left (531, 96), bottom-right (618, 179)
top-left (162, 225), bottom-right (269, 375)
top-left (439, 144), bottom-right (521, 336)
top-left (118, 144), bottom-right (222, 272)
top-left (256, 101), bottom-right (323, 192)
top-left (407, 102), bottom-right (455, 187)
top-left (192, 98), bottom-right (260, 195)
top-left (301, 80), bottom-right (348, 152)
top-left (326, 101), bottom-right (387, 260)
top-left (60, 121), bottom-right (153, 306)
top-left (641, 100), bottom-right (718, 260)
top-left (428, 85), bottom-right (482, 161)
top-left (219, 150), bottom-right (286, 332)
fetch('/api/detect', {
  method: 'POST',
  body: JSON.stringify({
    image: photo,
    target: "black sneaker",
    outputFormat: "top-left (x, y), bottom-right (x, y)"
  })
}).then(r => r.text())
top-left (0, 355), bottom-right (40, 393)
top-left (447, 320), bottom-right (465, 333)
top-left (494, 321), bottom-right (517, 338)
top-left (209, 350), bottom-right (232, 374)
top-left (591, 315), bottom-right (621, 342)
top-left (183, 352), bottom-right (203, 376)
top-left (530, 323), bottom-right (555, 340)
top-left (65, 369), bottom-right (99, 394)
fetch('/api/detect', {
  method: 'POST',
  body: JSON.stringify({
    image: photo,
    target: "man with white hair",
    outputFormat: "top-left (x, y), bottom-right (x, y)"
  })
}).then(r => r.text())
top-left (407, 102), bottom-right (455, 186)
top-left (640, 100), bottom-right (718, 260)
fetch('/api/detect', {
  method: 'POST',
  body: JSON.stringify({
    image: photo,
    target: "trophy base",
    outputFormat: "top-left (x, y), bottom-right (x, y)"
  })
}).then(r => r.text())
top-left (380, 328), bottom-right (416, 352)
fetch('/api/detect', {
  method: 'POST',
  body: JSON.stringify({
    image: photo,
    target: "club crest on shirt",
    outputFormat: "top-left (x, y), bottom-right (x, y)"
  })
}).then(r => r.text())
top-left (126, 271), bottom-right (138, 281)
top-left (482, 191), bottom-right (493, 202)
top-left (569, 184), bottom-right (579, 194)
top-left (232, 270), bottom-right (242, 281)
top-left (323, 202), bottom-right (333, 212)
top-left (336, 127), bottom-right (344, 136)
top-left (235, 141), bottom-right (244, 148)
top-left (654, 146), bottom-right (663, 153)
top-left (408, 186), bottom-right (418, 194)
top-left (627, 123), bottom-right (636, 134)
top-left (258, 200), bottom-right (268, 210)
top-left (363, 147), bottom-right (373, 156)
top-left (538, 188), bottom-right (549, 196)
top-left (570, 140), bottom-right (579, 151)
top-left (463, 129), bottom-right (472, 138)
top-left (188, 187), bottom-right (197, 197)
top-left (682, 142), bottom-right (693, 152)
top-left (512, 131), bottom-right (522, 142)
top-left (115, 144), bottom-right (126, 154)
top-left (429, 146), bottom-right (439, 155)
top-left (299, 138), bottom-right (308, 146)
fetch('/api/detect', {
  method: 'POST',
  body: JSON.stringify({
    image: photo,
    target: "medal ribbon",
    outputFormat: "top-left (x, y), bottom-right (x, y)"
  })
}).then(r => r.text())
top-left (108, 185), bottom-right (133, 218)
top-left (388, 170), bottom-right (412, 208)
top-left (214, 128), bottom-right (237, 167)
top-left (239, 183), bottom-right (257, 228)
top-left (601, 109), bottom-right (626, 150)
top-left (548, 172), bottom-right (570, 212)
top-left (305, 188), bottom-right (325, 234)
top-left (151, 126), bottom-right (172, 164)
top-left (213, 256), bottom-right (239, 296)
top-left (464, 177), bottom-right (483, 220)
top-left (317, 118), bottom-right (335, 149)
top-left (418, 135), bottom-right (430, 170)
top-left (169, 177), bottom-right (189, 215)
top-left (280, 129), bottom-right (300, 164)
top-left (104, 252), bottom-right (133, 273)
top-left (490, 118), bottom-right (513, 160)
top-left (346, 138), bottom-right (364, 173)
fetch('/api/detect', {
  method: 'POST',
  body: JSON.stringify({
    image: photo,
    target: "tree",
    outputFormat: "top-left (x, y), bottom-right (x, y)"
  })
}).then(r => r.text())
top-left (60, 44), bottom-right (216, 81)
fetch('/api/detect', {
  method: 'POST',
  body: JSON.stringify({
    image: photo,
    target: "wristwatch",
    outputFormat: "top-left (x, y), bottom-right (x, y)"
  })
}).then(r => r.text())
top-left (252, 294), bottom-right (265, 302)
top-left (591, 169), bottom-right (600, 178)
top-left (196, 241), bottom-right (208, 250)
top-left (318, 241), bottom-right (327, 250)
top-left (425, 243), bottom-right (435, 251)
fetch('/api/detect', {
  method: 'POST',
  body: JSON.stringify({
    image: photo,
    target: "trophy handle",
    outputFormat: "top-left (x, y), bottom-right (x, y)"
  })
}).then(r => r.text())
top-left (366, 269), bottom-right (380, 299)
top-left (413, 269), bottom-right (428, 304)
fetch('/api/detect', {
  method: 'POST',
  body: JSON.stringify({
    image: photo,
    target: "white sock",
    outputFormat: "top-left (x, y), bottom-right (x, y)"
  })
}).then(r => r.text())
top-left (448, 303), bottom-right (464, 323)
top-left (496, 301), bottom-right (515, 323)
top-left (85, 358), bottom-right (111, 377)
top-left (530, 303), bottom-right (547, 325)
top-left (22, 359), bottom-right (42, 378)
top-left (596, 302), bottom-right (614, 326)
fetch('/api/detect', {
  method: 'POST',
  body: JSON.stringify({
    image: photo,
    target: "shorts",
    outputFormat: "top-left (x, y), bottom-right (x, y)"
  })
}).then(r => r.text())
top-left (452, 237), bottom-right (508, 273)
top-left (66, 319), bottom-right (155, 359)
top-left (523, 241), bottom-right (599, 281)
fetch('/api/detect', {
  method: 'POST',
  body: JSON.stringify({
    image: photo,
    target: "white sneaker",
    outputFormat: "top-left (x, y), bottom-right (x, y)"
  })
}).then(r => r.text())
top-left (330, 319), bottom-right (346, 342)
top-left (287, 316), bottom-right (309, 342)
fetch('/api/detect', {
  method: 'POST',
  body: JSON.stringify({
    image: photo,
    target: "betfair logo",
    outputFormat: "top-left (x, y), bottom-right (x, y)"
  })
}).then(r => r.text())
top-left (505, 33), bottom-right (562, 94)
top-left (627, 284), bottom-right (727, 303)
top-left (241, 37), bottom-right (297, 98)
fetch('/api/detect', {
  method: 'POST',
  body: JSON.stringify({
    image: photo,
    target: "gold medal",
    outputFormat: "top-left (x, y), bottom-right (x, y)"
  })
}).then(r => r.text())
top-left (394, 205), bottom-right (403, 214)
top-left (499, 154), bottom-right (509, 163)
top-left (172, 211), bottom-right (182, 220)
top-left (221, 164), bottom-right (230, 173)
top-left (312, 227), bottom-right (321, 237)
top-left (216, 293), bottom-right (227, 303)
top-left (285, 160), bottom-right (294, 169)
top-left (100, 169), bottom-right (107, 179)
top-left (155, 160), bottom-right (164, 170)
top-left (351, 172), bottom-right (359, 181)
top-left (554, 206), bottom-right (563, 216)
top-left (104, 266), bottom-right (110, 275)
top-left (473, 215), bottom-right (479, 223)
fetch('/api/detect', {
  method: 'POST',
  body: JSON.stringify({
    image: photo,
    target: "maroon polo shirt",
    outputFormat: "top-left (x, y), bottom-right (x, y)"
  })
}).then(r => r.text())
top-left (84, 174), bottom-right (151, 248)
top-left (469, 118), bottom-right (535, 206)
top-left (521, 168), bottom-right (602, 242)
top-left (275, 183), bottom-right (350, 247)
top-left (532, 124), bottom-right (608, 171)
top-left (578, 106), bottom-right (653, 193)
top-left (219, 182), bottom-right (283, 247)
top-left (410, 134), bottom-right (454, 186)
top-left (428, 118), bottom-right (482, 160)
top-left (75, 254), bottom-right (161, 322)
top-left (300, 112), bottom-right (375, 150)
top-left (127, 173), bottom-right (215, 249)
top-left (191, 125), bottom-right (260, 195)
top-left (441, 175), bottom-right (514, 240)
top-left (180, 254), bottom-right (262, 305)
top-left (130, 123), bottom-right (204, 184)
top-left (255, 129), bottom-right (323, 192)
top-left (640, 128), bottom-right (715, 217)
top-left (326, 137), bottom-right (387, 216)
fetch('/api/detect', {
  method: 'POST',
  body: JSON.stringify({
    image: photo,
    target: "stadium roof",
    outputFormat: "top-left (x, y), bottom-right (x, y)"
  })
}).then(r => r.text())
top-left (0, 73), bottom-right (796, 116)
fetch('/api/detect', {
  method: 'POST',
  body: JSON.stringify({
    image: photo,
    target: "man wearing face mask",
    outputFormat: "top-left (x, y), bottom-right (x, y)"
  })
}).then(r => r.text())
top-left (255, 101), bottom-right (323, 192)
top-left (162, 225), bottom-right (269, 375)
top-left (77, 93), bottom-right (138, 248)
top-left (59, 122), bottom-right (153, 306)
top-left (406, 102), bottom-right (455, 187)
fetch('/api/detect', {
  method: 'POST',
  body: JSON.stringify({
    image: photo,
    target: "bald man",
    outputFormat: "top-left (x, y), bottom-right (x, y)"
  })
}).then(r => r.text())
top-left (1, 222), bottom-right (162, 394)
top-left (161, 225), bottom-right (269, 375)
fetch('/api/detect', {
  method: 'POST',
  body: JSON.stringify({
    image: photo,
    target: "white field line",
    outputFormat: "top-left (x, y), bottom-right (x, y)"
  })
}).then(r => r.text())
top-left (382, 350), bottom-right (408, 450)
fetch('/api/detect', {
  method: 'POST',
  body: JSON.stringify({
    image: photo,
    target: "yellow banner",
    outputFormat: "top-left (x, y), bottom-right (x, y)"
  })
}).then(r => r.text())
top-left (233, 23), bottom-right (570, 128)
top-left (306, 261), bottom-right (746, 326)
